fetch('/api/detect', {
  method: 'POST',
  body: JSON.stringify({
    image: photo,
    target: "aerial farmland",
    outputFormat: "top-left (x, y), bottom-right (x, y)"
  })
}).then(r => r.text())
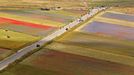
top-left (0, 0), bottom-right (134, 75)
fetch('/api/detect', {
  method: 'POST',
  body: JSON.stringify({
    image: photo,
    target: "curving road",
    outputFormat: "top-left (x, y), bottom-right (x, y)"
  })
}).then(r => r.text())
top-left (0, 7), bottom-right (107, 71)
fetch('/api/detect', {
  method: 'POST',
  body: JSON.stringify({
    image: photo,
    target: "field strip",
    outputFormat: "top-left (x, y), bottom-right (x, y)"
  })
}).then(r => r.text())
top-left (0, 17), bottom-right (54, 29)
top-left (106, 11), bottom-right (134, 16)
top-left (0, 12), bottom-right (64, 27)
top-left (43, 10), bottom-right (81, 17)
top-left (95, 17), bottom-right (134, 27)
top-left (36, 10), bottom-right (79, 17)
top-left (46, 42), bottom-right (134, 67)
top-left (70, 31), bottom-right (134, 47)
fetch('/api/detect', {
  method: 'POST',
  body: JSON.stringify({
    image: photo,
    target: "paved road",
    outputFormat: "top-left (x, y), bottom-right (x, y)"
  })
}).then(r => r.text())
top-left (0, 7), bottom-right (107, 71)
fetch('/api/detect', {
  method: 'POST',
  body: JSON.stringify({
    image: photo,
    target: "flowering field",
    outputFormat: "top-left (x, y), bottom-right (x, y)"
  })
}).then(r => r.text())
top-left (80, 21), bottom-right (134, 40)
top-left (0, 9), bottom-right (84, 37)
top-left (102, 12), bottom-right (134, 22)
top-left (2, 10), bottom-right (134, 75)
top-left (0, 8), bottom-right (85, 63)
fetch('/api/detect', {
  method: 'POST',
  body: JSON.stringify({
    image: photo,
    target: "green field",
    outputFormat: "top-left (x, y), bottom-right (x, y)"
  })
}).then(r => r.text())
top-left (0, 29), bottom-right (41, 51)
